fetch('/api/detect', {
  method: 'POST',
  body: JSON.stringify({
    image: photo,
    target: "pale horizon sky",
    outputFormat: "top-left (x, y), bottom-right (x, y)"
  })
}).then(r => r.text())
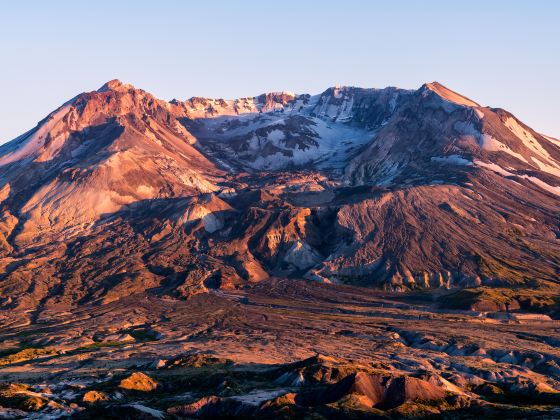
top-left (1, 0), bottom-right (559, 143)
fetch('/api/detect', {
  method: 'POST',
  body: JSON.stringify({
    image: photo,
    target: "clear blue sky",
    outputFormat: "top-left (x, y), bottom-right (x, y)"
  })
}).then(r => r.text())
top-left (1, 0), bottom-right (559, 142)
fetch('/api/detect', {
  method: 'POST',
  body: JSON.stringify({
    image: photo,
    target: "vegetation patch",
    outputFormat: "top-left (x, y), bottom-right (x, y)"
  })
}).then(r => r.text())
top-left (0, 347), bottom-right (56, 367)
top-left (0, 384), bottom-right (48, 411)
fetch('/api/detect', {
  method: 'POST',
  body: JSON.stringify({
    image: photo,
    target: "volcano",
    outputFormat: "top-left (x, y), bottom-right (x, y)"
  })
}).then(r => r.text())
top-left (0, 79), bottom-right (558, 311)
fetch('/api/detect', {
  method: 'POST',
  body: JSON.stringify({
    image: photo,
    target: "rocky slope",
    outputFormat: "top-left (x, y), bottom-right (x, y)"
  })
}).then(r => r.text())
top-left (0, 80), bottom-right (559, 311)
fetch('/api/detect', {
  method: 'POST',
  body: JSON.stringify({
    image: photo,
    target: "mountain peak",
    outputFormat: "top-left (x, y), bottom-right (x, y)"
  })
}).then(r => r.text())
top-left (422, 81), bottom-right (480, 107)
top-left (0, 79), bottom-right (559, 317)
top-left (98, 79), bottom-right (135, 93)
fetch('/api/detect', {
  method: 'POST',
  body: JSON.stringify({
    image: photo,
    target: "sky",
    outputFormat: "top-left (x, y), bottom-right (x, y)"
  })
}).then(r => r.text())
top-left (0, 0), bottom-right (559, 143)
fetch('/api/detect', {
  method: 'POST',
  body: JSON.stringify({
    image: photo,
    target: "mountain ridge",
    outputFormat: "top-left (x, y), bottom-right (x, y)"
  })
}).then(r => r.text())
top-left (0, 79), bottom-right (558, 312)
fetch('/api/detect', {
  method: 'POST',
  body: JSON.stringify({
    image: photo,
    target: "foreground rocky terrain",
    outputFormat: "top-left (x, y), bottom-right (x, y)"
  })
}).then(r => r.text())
top-left (0, 80), bottom-right (559, 417)
top-left (1, 279), bottom-right (560, 418)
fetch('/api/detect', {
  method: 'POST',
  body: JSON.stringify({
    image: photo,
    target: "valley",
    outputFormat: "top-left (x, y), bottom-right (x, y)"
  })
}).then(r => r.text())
top-left (1, 279), bottom-right (560, 418)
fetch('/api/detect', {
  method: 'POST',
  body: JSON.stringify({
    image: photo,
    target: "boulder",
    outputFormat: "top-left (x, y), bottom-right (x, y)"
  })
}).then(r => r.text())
top-left (83, 390), bottom-right (110, 403)
top-left (119, 372), bottom-right (158, 392)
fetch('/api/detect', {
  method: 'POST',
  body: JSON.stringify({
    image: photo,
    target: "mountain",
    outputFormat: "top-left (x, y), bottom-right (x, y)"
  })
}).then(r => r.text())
top-left (0, 79), bottom-right (559, 311)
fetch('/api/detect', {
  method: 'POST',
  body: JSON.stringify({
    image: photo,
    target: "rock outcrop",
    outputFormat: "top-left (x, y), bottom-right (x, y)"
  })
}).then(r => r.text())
top-left (119, 372), bottom-right (158, 392)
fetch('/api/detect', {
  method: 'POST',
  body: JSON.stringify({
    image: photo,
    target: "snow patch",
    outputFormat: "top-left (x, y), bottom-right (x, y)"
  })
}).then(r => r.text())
top-left (475, 160), bottom-right (560, 196)
top-left (531, 157), bottom-right (560, 178)
top-left (519, 175), bottom-right (560, 196)
top-left (267, 129), bottom-right (285, 141)
top-left (431, 155), bottom-right (472, 166)
top-left (505, 117), bottom-right (552, 160)
top-left (219, 115), bottom-right (374, 171)
top-left (480, 134), bottom-right (528, 163)
top-left (230, 389), bottom-right (289, 406)
top-left (474, 160), bottom-right (514, 177)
